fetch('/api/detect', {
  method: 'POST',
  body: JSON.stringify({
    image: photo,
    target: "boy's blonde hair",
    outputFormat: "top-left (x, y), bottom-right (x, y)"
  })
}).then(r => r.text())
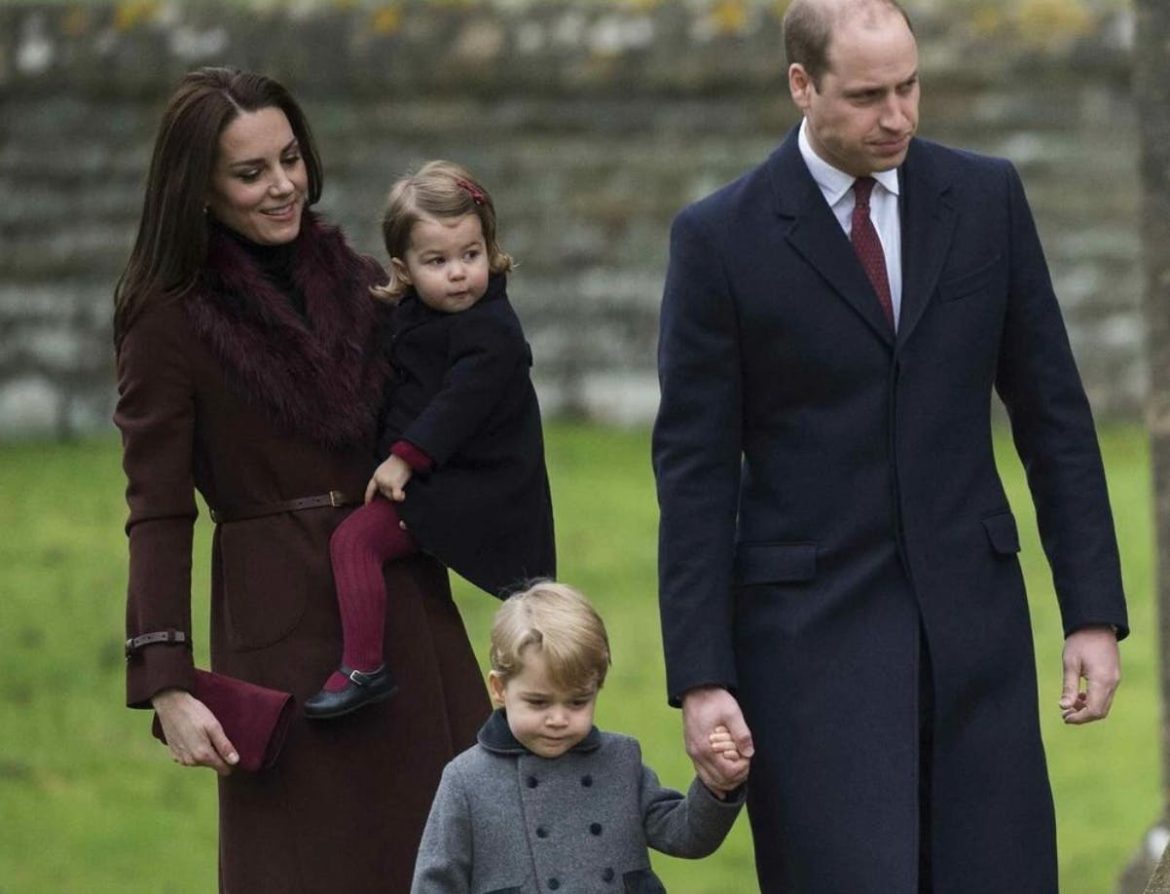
top-left (372, 160), bottom-right (514, 303)
top-left (490, 582), bottom-right (612, 692)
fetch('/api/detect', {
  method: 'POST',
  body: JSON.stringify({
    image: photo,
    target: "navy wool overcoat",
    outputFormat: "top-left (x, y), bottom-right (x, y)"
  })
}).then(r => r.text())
top-left (653, 129), bottom-right (1128, 893)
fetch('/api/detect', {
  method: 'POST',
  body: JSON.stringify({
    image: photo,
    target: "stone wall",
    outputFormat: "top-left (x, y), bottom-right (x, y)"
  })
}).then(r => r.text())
top-left (0, 0), bottom-right (1141, 436)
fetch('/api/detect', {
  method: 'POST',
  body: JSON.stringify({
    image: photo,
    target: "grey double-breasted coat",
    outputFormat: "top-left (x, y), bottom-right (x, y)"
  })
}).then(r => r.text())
top-left (411, 710), bottom-right (744, 894)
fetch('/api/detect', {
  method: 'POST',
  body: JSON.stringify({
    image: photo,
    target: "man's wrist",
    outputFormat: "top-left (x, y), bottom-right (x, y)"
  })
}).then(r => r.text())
top-left (1068, 623), bottom-right (1118, 637)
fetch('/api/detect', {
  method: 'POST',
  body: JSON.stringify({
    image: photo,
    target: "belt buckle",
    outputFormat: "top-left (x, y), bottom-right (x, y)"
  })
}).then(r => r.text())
top-left (329, 490), bottom-right (343, 508)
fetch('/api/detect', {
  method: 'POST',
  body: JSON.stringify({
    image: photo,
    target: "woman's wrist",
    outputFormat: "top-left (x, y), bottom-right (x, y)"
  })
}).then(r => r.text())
top-left (151, 687), bottom-right (187, 710)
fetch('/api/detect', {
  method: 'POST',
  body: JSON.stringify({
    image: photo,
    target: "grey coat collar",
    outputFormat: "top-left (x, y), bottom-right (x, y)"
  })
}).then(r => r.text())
top-left (477, 708), bottom-right (603, 756)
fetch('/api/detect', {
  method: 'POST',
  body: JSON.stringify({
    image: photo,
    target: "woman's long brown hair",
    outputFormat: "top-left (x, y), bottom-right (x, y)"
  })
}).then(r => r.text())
top-left (112, 67), bottom-right (323, 351)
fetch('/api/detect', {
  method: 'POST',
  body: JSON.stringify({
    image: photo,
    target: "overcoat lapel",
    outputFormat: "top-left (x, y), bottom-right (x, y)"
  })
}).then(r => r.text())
top-left (769, 134), bottom-right (895, 347)
top-left (896, 140), bottom-right (956, 347)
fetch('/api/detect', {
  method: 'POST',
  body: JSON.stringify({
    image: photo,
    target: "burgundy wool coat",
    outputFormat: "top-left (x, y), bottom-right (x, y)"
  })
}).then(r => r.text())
top-left (116, 214), bottom-right (490, 893)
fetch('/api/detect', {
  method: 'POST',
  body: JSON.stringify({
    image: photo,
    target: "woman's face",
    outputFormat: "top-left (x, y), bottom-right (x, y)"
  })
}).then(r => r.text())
top-left (205, 106), bottom-right (308, 245)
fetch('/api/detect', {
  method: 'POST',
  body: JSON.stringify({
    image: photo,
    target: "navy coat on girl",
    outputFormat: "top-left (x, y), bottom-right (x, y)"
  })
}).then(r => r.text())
top-left (381, 273), bottom-right (556, 597)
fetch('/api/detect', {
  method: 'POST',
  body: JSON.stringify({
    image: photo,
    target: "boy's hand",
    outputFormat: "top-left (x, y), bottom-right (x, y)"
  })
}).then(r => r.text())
top-left (709, 724), bottom-right (750, 773)
top-left (683, 688), bottom-right (752, 798)
top-left (365, 454), bottom-right (413, 504)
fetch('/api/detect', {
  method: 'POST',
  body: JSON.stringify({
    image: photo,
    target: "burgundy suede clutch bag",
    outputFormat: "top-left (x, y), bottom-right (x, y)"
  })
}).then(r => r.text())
top-left (151, 669), bottom-right (295, 773)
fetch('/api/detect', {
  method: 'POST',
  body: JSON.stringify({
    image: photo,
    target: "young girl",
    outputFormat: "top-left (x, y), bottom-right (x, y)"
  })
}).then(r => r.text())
top-left (411, 581), bottom-right (748, 894)
top-left (305, 161), bottom-right (556, 719)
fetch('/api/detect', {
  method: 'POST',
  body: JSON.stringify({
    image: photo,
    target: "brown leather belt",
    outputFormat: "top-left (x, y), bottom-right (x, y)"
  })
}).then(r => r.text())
top-left (209, 490), bottom-right (359, 524)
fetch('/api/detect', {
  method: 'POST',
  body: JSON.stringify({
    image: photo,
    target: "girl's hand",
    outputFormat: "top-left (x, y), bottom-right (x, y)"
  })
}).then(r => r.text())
top-left (152, 688), bottom-right (238, 776)
top-left (365, 455), bottom-right (413, 504)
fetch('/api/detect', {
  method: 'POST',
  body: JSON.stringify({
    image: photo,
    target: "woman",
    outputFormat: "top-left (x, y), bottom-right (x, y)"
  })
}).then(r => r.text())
top-left (114, 67), bottom-right (489, 892)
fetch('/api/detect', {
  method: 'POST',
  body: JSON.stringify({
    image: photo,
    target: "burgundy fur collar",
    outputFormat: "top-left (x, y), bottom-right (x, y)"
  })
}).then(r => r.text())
top-left (184, 212), bottom-right (389, 450)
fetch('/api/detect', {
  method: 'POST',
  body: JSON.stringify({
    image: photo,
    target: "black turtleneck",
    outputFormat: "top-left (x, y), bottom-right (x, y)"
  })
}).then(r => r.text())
top-left (212, 220), bottom-right (307, 319)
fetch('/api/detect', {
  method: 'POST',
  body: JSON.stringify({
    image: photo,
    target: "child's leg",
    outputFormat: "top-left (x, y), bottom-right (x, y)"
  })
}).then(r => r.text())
top-left (323, 497), bottom-right (417, 691)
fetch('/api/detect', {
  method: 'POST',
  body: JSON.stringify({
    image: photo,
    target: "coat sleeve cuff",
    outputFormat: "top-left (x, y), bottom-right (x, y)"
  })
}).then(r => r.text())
top-left (126, 643), bottom-right (198, 709)
top-left (1065, 619), bottom-right (1129, 642)
top-left (391, 439), bottom-right (435, 473)
top-left (691, 775), bottom-right (748, 808)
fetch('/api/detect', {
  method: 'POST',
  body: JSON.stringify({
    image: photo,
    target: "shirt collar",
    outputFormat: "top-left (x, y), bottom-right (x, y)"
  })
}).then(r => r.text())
top-left (477, 707), bottom-right (603, 756)
top-left (797, 118), bottom-right (901, 204)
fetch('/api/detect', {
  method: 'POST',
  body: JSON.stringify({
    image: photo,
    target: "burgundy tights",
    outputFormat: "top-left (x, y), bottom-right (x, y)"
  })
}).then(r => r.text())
top-left (324, 497), bottom-right (417, 691)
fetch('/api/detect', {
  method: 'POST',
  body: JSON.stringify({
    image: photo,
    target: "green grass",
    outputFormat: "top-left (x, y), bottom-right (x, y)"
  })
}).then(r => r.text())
top-left (0, 423), bottom-right (1158, 893)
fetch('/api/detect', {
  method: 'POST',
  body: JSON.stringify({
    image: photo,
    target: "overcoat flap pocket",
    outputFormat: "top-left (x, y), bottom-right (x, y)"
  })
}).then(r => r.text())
top-left (938, 254), bottom-right (1002, 301)
top-left (483, 888), bottom-right (522, 894)
top-left (734, 542), bottom-right (817, 585)
top-left (982, 511), bottom-right (1021, 555)
top-left (623, 868), bottom-right (668, 894)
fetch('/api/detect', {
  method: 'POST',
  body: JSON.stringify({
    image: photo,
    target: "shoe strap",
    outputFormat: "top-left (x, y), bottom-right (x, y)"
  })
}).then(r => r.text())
top-left (342, 665), bottom-right (385, 687)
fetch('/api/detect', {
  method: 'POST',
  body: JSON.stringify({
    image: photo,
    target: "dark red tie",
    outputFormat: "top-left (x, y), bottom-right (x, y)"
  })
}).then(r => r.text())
top-left (851, 177), bottom-right (895, 328)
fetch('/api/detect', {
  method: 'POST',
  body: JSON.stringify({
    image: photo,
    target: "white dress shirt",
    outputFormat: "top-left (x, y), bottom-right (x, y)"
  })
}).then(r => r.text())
top-left (798, 119), bottom-right (903, 329)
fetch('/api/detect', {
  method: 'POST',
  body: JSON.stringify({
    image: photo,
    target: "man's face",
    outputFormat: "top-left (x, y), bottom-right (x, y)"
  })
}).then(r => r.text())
top-left (789, 10), bottom-right (919, 177)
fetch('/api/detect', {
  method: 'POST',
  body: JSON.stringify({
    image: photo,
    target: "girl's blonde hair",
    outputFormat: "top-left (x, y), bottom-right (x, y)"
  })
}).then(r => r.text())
top-left (490, 582), bottom-right (612, 693)
top-left (372, 160), bottom-right (513, 302)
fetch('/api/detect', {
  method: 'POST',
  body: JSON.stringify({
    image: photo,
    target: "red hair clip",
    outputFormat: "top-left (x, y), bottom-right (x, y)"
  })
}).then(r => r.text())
top-left (455, 178), bottom-right (487, 206)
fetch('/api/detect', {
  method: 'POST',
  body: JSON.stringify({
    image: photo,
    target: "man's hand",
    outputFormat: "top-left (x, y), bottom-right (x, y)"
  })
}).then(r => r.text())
top-left (1060, 624), bottom-right (1121, 724)
top-left (682, 686), bottom-right (753, 794)
top-left (365, 454), bottom-right (413, 504)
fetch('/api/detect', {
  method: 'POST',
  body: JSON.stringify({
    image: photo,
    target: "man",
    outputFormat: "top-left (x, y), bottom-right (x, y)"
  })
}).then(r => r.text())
top-left (652, 1), bottom-right (1128, 891)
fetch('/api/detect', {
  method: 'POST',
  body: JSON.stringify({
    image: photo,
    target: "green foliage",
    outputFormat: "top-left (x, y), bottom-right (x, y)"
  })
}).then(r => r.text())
top-left (0, 424), bottom-right (1157, 892)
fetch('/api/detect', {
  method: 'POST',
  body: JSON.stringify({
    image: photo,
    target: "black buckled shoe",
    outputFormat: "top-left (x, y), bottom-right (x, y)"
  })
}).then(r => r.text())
top-left (304, 665), bottom-right (398, 719)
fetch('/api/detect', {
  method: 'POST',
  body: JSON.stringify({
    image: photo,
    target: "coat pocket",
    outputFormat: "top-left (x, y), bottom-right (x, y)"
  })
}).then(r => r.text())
top-left (218, 518), bottom-right (311, 651)
top-left (982, 511), bottom-right (1021, 555)
top-left (623, 868), bottom-right (668, 894)
top-left (733, 542), bottom-right (817, 586)
top-left (938, 254), bottom-right (1002, 302)
top-left (483, 888), bottom-right (522, 894)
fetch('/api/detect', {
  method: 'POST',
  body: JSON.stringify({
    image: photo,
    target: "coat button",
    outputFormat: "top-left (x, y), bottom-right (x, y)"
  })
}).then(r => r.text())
top-left (536, 826), bottom-right (549, 839)
top-left (526, 776), bottom-right (539, 788)
top-left (548, 879), bottom-right (560, 890)
top-left (581, 774), bottom-right (593, 787)
top-left (590, 822), bottom-right (602, 836)
top-left (602, 867), bottom-right (615, 882)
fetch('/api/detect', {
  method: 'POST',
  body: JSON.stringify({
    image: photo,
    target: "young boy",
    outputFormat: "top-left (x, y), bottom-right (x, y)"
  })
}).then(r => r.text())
top-left (411, 581), bottom-right (747, 894)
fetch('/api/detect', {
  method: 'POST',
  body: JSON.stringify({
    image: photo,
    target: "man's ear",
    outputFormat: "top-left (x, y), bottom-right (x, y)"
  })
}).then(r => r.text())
top-left (788, 63), bottom-right (814, 111)
top-left (487, 671), bottom-right (506, 708)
